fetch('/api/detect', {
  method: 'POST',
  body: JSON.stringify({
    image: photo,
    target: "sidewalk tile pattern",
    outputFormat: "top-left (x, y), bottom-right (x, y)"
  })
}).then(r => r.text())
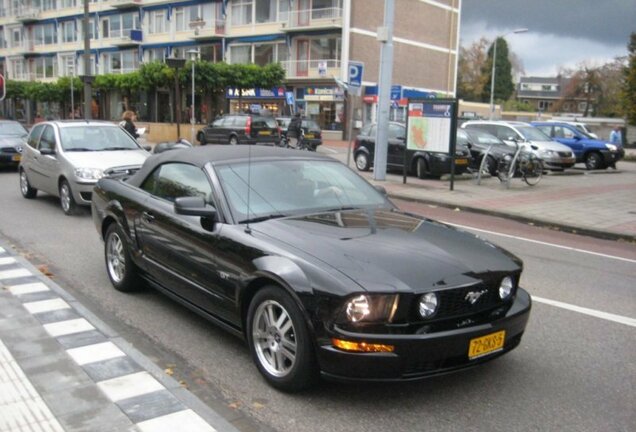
top-left (0, 245), bottom-right (222, 432)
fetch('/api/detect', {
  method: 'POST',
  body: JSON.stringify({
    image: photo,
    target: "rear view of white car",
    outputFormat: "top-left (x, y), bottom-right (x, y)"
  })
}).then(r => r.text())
top-left (461, 120), bottom-right (576, 171)
top-left (19, 121), bottom-right (150, 215)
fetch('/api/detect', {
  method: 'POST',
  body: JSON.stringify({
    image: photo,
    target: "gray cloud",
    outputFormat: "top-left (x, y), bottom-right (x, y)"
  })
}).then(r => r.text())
top-left (461, 0), bottom-right (636, 46)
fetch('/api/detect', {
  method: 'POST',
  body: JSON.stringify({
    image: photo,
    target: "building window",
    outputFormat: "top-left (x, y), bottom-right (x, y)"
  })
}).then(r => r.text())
top-left (146, 48), bottom-right (167, 62)
top-left (105, 13), bottom-right (139, 39)
top-left (175, 7), bottom-right (186, 31)
top-left (310, 37), bottom-right (340, 61)
top-left (11, 28), bottom-right (22, 47)
top-left (254, 43), bottom-right (274, 66)
top-left (232, 0), bottom-right (253, 25)
top-left (59, 54), bottom-right (76, 76)
top-left (81, 19), bottom-right (96, 40)
top-left (538, 100), bottom-right (548, 110)
top-left (34, 23), bottom-right (57, 46)
top-left (41, 0), bottom-right (57, 12)
top-left (312, 0), bottom-right (341, 19)
top-left (61, 21), bottom-right (75, 43)
top-left (255, 0), bottom-right (276, 23)
top-left (278, 0), bottom-right (289, 21)
top-left (60, 0), bottom-right (77, 8)
top-left (229, 45), bottom-right (251, 64)
top-left (35, 57), bottom-right (57, 79)
top-left (107, 50), bottom-right (139, 73)
top-left (149, 10), bottom-right (166, 34)
top-left (9, 58), bottom-right (25, 80)
top-left (578, 102), bottom-right (587, 112)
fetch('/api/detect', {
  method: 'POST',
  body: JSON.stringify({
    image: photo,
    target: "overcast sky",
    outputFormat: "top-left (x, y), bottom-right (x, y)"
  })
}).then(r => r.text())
top-left (460, 0), bottom-right (636, 76)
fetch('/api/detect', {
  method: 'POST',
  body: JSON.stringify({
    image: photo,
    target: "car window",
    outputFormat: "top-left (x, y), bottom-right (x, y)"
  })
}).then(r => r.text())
top-left (557, 126), bottom-right (576, 139)
top-left (535, 125), bottom-right (553, 137)
top-left (212, 118), bottom-right (225, 128)
top-left (516, 126), bottom-right (551, 141)
top-left (264, 118), bottom-right (278, 128)
top-left (388, 124), bottom-right (405, 140)
top-left (494, 126), bottom-right (519, 141)
top-left (143, 163), bottom-right (213, 203)
top-left (302, 120), bottom-right (320, 130)
top-left (456, 130), bottom-right (469, 146)
top-left (252, 119), bottom-right (267, 129)
top-left (38, 126), bottom-right (56, 152)
top-left (360, 124), bottom-right (373, 136)
top-left (368, 125), bottom-right (377, 137)
top-left (234, 117), bottom-right (247, 127)
top-left (27, 124), bottom-right (45, 149)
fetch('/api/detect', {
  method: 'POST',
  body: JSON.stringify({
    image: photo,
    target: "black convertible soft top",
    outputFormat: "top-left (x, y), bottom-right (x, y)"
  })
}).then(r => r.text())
top-left (127, 145), bottom-right (335, 187)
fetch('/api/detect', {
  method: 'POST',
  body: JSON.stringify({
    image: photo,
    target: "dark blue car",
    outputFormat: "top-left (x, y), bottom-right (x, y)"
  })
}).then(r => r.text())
top-left (531, 122), bottom-right (624, 170)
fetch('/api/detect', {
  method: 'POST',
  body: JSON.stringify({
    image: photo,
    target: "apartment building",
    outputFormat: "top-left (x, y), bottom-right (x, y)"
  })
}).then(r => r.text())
top-left (0, 0), bottom-right (460, 137)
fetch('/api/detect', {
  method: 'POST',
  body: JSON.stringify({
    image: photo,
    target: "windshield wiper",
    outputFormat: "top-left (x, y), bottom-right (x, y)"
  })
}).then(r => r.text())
top-left (240, 214), bottom-right (286, 224)
top-left (323, 206), bottom-right (359, 212)
top-left (101, 147), bottom-right (136, 151)
top-left (65, 148), bottom-right (95, 152)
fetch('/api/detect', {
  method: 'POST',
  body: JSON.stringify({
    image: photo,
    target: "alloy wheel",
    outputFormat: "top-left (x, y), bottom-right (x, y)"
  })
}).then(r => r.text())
top-left (106, 232), bottom-right (126, 284)
top-left (252, 300), bottom-right (297, 378)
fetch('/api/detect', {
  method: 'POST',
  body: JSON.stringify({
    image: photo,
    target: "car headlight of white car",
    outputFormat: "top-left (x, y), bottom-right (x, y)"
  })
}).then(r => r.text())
top-left (74, 167), bottom-right (104, 181)
top-left (605, 143), bottom-right (617, 152)
top-left (539, 149), bottom-right (556, 157)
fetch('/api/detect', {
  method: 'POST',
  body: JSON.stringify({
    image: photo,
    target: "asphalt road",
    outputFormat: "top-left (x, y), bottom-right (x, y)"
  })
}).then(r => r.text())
top-left (0, 166), bottom-right (634, 432)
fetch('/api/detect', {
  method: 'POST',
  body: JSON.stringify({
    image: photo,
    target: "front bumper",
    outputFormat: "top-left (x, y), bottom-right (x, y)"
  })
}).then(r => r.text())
top-left (316, 288), bottom-right (531, 381)
top-left (600, 148), bottom-right (624, 164)
top-left (0, 152), bottom-right (21, 167)
top-left (542, 155), bottom-right (576, 170)
top-left (71, 179), bottom-right (98, 205)
top-left (428, 155), bottom-right (472, 176)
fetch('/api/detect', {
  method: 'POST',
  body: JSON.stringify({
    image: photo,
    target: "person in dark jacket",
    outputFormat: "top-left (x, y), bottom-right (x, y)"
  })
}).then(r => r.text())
top-left (121, 110), bottom-right (139, 139)
top-left (287, 112), bottom-right (303, 148)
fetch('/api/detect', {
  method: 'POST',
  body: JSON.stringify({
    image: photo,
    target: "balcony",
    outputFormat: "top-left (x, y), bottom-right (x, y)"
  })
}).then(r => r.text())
top-left (280, 59), bottom-right (341, 80)
top-left (189, 19), bottom-right (225, 40)
top-left (16, 6), bottom-right (40, 23)
top-left (282, 7), bottom-right (343, 32)
top-left (110, 0), bottom-right (143, 8)
top-left (110, 29), bottom-right (143, 47)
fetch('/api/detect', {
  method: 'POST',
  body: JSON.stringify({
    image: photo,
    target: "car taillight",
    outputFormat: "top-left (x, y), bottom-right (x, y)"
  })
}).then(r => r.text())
top-left (353, 138), bottom-right (360, 150)
top-left (245, 117), bottom-right (252, 135)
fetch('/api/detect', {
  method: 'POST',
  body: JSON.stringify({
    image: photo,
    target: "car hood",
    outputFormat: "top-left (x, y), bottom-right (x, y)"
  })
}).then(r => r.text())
top-left (522, 140), bottom-right (572, 153)
top-left (0, 136), bottom-right (26, 150)
top-left (254, 208), bottom-right (521, 293)
top-left (62, 149), bottom-right (150, 170)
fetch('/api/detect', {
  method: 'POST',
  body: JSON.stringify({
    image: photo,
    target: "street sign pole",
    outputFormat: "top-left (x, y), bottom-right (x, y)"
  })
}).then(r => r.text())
top-left (345, 61), bottom-right (364, 167)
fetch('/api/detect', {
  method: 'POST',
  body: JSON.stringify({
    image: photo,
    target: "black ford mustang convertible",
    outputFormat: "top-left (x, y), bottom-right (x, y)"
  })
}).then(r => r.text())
top-left (92, 145), bottom-right (531, 391)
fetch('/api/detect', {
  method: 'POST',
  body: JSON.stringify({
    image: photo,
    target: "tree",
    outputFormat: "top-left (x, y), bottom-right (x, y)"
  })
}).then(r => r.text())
top-left (480, 37), bottom-right (515, 103)
top-left (456, 37), bottom-right (490, 101)
top-left (623, 32), bottom-right (636, 125)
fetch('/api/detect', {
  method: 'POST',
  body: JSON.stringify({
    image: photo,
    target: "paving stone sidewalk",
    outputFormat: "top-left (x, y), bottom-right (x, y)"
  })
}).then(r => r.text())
top-left (0, 243), bottom-right (241, 432)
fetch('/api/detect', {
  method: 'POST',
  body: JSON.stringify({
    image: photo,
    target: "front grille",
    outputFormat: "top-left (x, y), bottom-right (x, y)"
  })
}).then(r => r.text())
top-left (80, 192), bottom-right (92, 201)
top-left (558, 151), bottom-right (572, 157)
top-left (0, 147), bottom-right (18, 154)
top-left (436, 285), bottom-right (500, 318)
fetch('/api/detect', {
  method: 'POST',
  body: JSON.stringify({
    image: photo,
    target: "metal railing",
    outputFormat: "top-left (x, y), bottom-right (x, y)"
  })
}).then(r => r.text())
top-left (286, 7), bottom-right (343, 28)
top-left (279, 59), bottom-right (341, 78)
top-left (189, 19), bottom-right (226, 36)
top-left (16, 6), bottom-right (40, 21)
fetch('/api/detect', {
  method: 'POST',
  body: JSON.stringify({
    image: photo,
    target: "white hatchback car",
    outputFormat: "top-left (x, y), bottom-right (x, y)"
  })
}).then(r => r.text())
top-left (461, 120), bottom-right (576, 171)
top-left (19, 121), bottom-right (150, 215)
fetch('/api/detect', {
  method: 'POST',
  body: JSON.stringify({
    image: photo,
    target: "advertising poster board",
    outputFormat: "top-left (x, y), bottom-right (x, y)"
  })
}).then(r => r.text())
top-left (403, 99), bottom-right (458, 190)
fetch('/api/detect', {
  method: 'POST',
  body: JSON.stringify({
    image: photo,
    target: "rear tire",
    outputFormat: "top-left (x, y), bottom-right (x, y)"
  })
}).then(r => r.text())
top-left (354, 152), bottom-right (370, 171)
top-left (484, 156), bottom-right (497, 176)
top-left (247, 286), bottom-right (317, 392)
top-left (198, 132), bottom-right (206, 145)
top-left (59, 179), bottom-right (78, 216)
top-left (19, 169), bottom-right (37, 199)
top-left (584, 151), bottom-right (603, 170)
top-left (416, 157), bottom-right (428, 179)
top-left (229, 135), bottom-right (238, 145)
top-left (523, 158), bottom-right (543, 186)
top-left (104, 223), bottom-right (142, 292)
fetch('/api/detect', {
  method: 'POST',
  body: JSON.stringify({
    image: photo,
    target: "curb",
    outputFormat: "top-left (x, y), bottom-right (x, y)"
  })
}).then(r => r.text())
top-left (386, 193), bottom-right (636, 244)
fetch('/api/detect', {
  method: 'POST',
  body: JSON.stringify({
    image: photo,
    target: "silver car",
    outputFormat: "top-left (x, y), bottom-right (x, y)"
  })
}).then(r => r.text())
top-left (461, 120), bottom-right (577, 170)
top-left (19, 121), bottom-right (150, 215)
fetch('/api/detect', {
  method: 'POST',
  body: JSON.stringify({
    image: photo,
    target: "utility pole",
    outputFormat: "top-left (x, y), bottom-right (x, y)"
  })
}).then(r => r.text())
top-left (373, 0), bottom-right (395, 181)
top-left (82, 0), bottom-right (92, 119)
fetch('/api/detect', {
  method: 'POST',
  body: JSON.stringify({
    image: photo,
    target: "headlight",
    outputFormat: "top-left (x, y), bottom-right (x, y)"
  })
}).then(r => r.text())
top-left (74, 167), bottom-right (104, 180)
top-left (344, 294), bottom-right (399, 323)
top-left (418, 292), bottom-right (439, 318)
top-left (499, 276), bottom-right (515, 300)
top-left (540, 149), bottom-right (555, 156)
top-left (605, 143), bottom-right (617, 152)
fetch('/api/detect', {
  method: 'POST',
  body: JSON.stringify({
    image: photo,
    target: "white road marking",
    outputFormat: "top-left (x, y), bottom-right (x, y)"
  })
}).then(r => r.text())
top-left (0, 268), bottom-right (31, 280)
top-left (137, 409), bottom-right (217, 432)
top-left (43, 318), bottom-right (95, 337)
top-left (444, 222), bottom-right (636, 264)
top-left (66, 342), bottom-right (125, 366)
top-left (0, 257), bottom-right (16, 266)
top-left (23, 298), bottom-right (70, 314)
top-left (7, 282), bottom-right (50, 296)
top-left (97, 371), bottom-right (164, 402)
top-left (532, 296), bottom-right (636, 328)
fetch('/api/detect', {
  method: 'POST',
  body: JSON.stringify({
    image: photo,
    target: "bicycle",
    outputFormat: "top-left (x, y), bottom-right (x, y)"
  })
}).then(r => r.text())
top-left (285, 128), bottom-right (309, 150)
top-left (497, 141), bottom-right (544, 187)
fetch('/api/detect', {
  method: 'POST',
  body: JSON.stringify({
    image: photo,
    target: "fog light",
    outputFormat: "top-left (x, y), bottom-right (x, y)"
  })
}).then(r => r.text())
top-left (332, 338), bottom-right (394, 353)
top-left (419, 292), bottom-right (438, 318)
top-left (499, 276), bottom-right (514, 299)
top-left (346, 295), bottom-right (370, 322)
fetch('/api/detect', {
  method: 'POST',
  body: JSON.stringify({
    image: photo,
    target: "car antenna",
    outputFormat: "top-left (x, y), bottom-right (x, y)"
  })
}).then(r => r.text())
top-left (244, 143), bottom-right (252, 234)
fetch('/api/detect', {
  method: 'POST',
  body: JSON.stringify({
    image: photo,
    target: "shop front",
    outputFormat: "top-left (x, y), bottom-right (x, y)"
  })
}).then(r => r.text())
top-left (294, 86), bottom-right (345, 134)
top-left (226, 87), bottom-right (287, 116)
top-left (363, 85), bottom-right (439, 125)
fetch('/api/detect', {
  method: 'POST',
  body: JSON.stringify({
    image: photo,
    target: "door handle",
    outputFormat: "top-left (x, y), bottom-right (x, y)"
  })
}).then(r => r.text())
top-left (142, 211), bottom-right (155, 223)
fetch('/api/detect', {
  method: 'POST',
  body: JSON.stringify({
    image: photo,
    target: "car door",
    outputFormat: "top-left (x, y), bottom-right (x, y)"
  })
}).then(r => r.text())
top-left (22, 124), bottom-right (45, 189)
top-left (387, 123), bottom-right (406, 167)
top-left (31, 125), bottom-right (61, 195)
top-left (136, 162), bottom-right (231, 321)
top-left (554, 125), bottom-right (583, 159)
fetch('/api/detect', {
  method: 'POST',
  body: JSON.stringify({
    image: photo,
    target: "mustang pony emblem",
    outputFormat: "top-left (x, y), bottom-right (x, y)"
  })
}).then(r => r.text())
top-left (465, 289), bottom-right (488, 304)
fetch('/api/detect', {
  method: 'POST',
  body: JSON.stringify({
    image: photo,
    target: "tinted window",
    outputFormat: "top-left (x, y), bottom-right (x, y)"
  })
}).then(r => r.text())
top-left (456, 130), bottom-right (469, 146)
top-left (388, 123), bottom-right (405, 139)
top-left (234, 117), bottom-right (248, 127)
top-left (212, 118), bottom-right (225, 127)
top-left (149, 163), bottom-right (212, 202)
top-left (27, 124), bottom-right (45, 149)
top-left (302, 120), bottom-right (320, 130)
top-left (554, 126), bottom-right (576, 139)
top-left (39, 126), bottom-right (56, 152)
top-left (494, 126), bottom-right (519, 141)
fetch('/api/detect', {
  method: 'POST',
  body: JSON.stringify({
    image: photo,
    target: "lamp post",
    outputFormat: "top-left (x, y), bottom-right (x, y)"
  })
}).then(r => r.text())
top-left (187, 49), bottom-right (199, 144)
top-left (489, 28), bottom-right (528, 120)
top-left (165, 57), bottom-right (186, 140)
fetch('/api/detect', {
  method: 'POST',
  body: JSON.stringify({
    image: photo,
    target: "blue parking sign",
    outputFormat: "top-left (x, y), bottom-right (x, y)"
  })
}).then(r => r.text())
top-left (348, 61), bottom-right (364, 93)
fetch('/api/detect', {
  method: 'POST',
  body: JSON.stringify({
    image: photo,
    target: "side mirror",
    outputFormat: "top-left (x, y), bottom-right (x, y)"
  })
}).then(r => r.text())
top-left (40, 148), bottom-right (55, 156)
top-left (530, 145), bottom-right (539, 151)
top-left (142, 145), bottom-right (152, 152)
top-left (466, 143), bottom-right (473, 149)
top-left (174, 196), bottom-right (217, 220)
top-left (374, 185), bottom-right (387, 195)
top-left (573, 135), bottom-right (582, 140)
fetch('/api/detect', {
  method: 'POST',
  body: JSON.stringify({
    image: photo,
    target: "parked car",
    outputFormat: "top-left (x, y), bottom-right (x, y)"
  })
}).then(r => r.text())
top-left (197, 114), bottom-right (281, 146)
top-left (275, 117), bottom-right (323, 150)
top-left (457, 129), bottom-right (513, 175)
top-left (353, 122), bottom-right (472, 178)
top-left (544, 119), bottom-right (598, 138)
top-left (19, 121), bottom-right (150, 215)
top-left (0, 120), bottom-right (28, 169)
top-left (92, 145), bottom-right (531, 391)
top-left (531, 121), bottom-right (624, 170)
top-left (461, 120), bottom-right (576, 171)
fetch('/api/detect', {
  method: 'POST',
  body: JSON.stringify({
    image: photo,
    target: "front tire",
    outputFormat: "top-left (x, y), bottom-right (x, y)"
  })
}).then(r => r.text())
top-left (585, 151), bottom-right (604, 170)
top-left (19, 169), bottom-right (37, 199)
top-left (198, 132), bottom-right (206, 145)
top-left (523, 158), bottom-right (543, 186)
top-left (355, 152), bottom-right (370, 171)
top-left (104, 224), bottom-right (142, 292)
top-left (247, 286), bottom-right (317, 392)
top-left (59, 179), bottom-right (78, 215)
top-left (416, 157), bottom-right (429, 179)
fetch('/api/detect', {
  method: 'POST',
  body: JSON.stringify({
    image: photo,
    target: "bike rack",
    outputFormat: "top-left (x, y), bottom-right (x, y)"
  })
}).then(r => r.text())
top-left (474, 144), bottom-right (494, 185)
top-left (502, 144), bottom-right (523, 189)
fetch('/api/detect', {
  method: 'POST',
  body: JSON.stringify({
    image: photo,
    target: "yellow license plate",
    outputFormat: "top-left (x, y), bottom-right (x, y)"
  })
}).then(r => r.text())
top-left (455, 158), bottom-right (468, 165)
top-left (468, 330), bottom-right (505, 360)
top-left (12, 154), bottom-right (21, 162)
top-left (305, 134), bottom-right (314, 138)
top-left (258, 130), bottom-right (271, 136)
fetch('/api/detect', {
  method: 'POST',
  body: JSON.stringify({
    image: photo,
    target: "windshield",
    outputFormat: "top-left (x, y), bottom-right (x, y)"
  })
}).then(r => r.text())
top-left (302, 120), bottom-right (320, 130)
top-left (60, 126), bottom-right (140, 151)
top-left (216, 159), bottom-right (389, 223)
top-left (573, 125), bottom-right (593, 138)
top-left (0, 122), bottom-right (28, 136)
top-left (467, 130), bottom-right (505, 145)
top-left (516, 126), bottom-right (552, 141)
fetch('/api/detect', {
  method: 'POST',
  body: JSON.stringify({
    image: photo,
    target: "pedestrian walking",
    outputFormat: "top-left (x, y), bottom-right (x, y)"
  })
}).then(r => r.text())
top-left (121, 110), bottom-right (139, 139)
top-left (609, 125), bottom-right (623, 146)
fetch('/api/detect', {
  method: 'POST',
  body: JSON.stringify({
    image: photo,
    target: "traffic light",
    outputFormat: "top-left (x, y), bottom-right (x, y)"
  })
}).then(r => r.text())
top-left (0, 73), bottom-right (5, 101)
